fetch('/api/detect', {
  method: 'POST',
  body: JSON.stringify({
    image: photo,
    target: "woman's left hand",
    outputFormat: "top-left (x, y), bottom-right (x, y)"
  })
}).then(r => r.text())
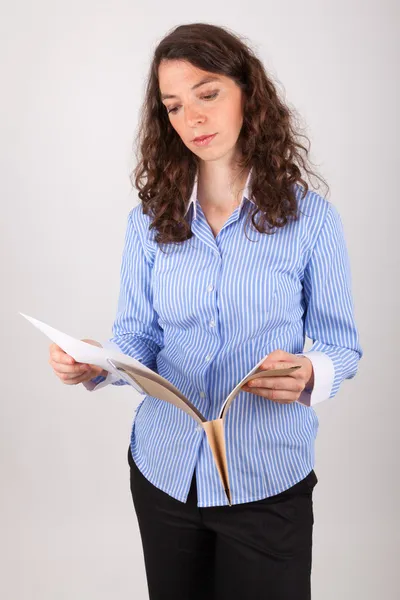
top-left (241, 349), bottom-right (314, 404)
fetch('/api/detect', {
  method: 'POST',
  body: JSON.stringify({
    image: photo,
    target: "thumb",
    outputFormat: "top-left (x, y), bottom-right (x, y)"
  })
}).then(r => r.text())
top-left (80, 339), bottom-right (105, 377)
top-left (88, 364), bottom-right (105, 377)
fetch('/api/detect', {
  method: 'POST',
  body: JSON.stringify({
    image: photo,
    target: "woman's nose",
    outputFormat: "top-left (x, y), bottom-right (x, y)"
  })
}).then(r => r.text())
top-left (185, 106), bottom-right (205, 126)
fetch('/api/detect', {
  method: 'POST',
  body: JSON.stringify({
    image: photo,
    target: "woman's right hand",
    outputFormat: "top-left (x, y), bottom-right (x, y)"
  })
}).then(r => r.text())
top-left (48, 339), bottom-right (108, 385)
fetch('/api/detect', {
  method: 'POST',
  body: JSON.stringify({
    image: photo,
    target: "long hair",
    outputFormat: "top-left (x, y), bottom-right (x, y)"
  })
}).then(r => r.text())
top-left (130, 22), bottom-right (329, 246)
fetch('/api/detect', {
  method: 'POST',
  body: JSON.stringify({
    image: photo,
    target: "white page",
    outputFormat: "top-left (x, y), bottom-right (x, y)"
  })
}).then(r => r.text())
top-left (19, 312), bottom-right (155, 393)
top-left (218, 351), bottom-right (271, 418)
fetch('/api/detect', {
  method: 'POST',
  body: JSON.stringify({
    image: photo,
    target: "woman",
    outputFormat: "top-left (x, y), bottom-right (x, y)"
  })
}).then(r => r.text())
top-left (48, 23), bottom-right (362, 600)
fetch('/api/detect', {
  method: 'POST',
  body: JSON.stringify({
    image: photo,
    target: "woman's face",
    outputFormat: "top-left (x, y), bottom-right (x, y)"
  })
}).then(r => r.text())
top-left (158, 60), bottom-right (245, 163)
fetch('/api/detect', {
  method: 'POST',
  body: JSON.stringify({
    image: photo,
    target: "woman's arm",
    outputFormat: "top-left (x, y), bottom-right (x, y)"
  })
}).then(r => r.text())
top-left (298, 202), bottom-right (363, 404)
top-left (83, 208), bottom-right (163, 392)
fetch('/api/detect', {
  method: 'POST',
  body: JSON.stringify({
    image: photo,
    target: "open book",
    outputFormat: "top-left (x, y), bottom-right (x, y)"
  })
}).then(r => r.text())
top-left (20, 311), bottom-right (301, 505)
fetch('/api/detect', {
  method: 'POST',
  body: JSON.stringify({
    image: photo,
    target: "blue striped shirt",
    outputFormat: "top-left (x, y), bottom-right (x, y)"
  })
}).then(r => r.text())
top-left (86, 168), bottom-right (362, 507)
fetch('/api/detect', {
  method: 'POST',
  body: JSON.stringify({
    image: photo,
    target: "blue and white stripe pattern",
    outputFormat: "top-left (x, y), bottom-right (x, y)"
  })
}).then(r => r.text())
top-left (88, 169), bottom-right (362, 507)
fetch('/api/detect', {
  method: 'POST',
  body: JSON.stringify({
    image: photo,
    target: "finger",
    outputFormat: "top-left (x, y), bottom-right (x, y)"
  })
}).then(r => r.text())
top-left (50, 348), bottom-right (77, 366)
top-left (50, 357), bottom-right (88, 372)
top-left (246, 377), bottom-right (304, 393)
top-left (59, 370), bottom-right (92, 385)
top-left (49, 343), bottom-right (63, 353)
top-left (244, 386), bottom-right (298, 403)
top-left (49, 343), bottom-right (72, 359)
top-left (58, 368), bottom-right (90, 381)
top-left (259, 362), bottom-right (301, 376)
top-left (260, 359), bottom-right (298, 370)
top-left (50, 359), bottom-right (90, 376)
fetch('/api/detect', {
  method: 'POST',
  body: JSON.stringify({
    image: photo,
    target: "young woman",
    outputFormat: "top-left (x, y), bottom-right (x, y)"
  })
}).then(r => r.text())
top-left (49, 22), bottom-right (362, 600)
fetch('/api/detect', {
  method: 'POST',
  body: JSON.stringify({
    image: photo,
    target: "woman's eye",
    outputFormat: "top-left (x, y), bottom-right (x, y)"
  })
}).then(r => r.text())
top-left (202, 91), bottom-right (219, 101)
top-left (167, 91), bottom-right (219, 115)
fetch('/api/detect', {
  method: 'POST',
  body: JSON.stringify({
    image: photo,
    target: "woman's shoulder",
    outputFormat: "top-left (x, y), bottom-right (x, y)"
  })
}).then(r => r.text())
top-left (294, 182), bottom-right (330, 221)
top-left (293, 183), bottom-right (339, 237)
top-left (127, 202), bottom-right (158, 264)
top-left (292, 183), bottom-right (345, 259)
top-left (128, 202), bottom-right (152, 230)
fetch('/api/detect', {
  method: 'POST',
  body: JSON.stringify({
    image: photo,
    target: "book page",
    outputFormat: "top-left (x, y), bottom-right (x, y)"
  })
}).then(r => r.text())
top-left (107, 359), bottom-right (205, 425)
top-left (20, 312), bottom-right (206, 424)
top-left (218, 356), bottom-right (301, 419)
top-left (20, 312), bottom-right (156, 378)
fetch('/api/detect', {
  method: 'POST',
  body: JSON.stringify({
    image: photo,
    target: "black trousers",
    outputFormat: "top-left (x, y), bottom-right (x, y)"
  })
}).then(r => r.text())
top-left (128, 446), bottom-right (317, 600)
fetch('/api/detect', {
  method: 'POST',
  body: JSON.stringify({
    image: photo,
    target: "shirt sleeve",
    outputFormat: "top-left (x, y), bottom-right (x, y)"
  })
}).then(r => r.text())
top-left (83, 208), bottom-right (163, 392)
top-left (295, 203), bottom-right (363, 406)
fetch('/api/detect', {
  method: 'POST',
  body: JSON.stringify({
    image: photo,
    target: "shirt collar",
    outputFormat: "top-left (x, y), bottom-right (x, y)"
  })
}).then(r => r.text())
top-left (184, 166), bottom-right (255, 220)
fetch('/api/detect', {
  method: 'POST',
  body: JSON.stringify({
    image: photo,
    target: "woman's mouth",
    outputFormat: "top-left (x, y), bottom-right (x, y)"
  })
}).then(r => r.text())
top-left (192, 133), bottom-right (217, 147)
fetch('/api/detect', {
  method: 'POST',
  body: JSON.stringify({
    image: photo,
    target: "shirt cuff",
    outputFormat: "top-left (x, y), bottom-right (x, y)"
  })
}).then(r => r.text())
top-left (81, 339), bottom-right (126, 391)
top-left (82, 370), bottom-right (122, 391)
top-left (295, 350), bottom-right (335, 407)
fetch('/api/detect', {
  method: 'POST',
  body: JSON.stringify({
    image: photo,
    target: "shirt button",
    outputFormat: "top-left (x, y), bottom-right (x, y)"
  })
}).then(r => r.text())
top-left (205, 354), bottom-right (211, 362)
top-left (200, 391), bottom-right (205, 398)
top-left (196, 424), bottom-right (203, 433)
top-left (207, 284), bottom-right (214, 292)
top-left (209, 319), bottom-right (215, 327)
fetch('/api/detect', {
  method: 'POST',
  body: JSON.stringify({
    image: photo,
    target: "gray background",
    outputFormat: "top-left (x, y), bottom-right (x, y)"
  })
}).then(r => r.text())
top-left (1, 2), bottom-right (399, 598)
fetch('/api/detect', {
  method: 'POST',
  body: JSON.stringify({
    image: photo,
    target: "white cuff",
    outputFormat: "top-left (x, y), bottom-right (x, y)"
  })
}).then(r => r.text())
top-left (82, 339), bottom-right (126, 391)
top-left (295, 350), bottom-right (335, 407)
top-left (82, 370), bottom-right (122, 391)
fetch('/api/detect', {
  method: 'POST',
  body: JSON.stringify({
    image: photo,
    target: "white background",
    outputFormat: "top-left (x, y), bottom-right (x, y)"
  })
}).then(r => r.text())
top-left (1, 2), bottom-right (398, 598)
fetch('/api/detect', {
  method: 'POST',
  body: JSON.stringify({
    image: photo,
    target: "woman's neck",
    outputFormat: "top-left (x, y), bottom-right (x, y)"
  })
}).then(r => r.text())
top-left (197, 162), bottom-right (250, 214)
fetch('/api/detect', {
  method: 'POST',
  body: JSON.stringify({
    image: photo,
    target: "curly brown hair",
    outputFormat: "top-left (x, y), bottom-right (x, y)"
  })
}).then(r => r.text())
top-left (130, 22), bottom-right (329, 247)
